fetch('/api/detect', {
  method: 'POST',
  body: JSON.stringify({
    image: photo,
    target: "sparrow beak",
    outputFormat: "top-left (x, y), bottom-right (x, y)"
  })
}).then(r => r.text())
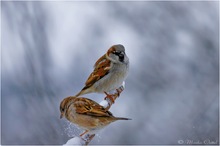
top-left (60, 113), bottom-right (64, 119)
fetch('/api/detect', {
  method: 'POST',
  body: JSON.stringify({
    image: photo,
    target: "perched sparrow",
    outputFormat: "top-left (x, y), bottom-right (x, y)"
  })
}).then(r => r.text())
top-left (60, 96), bottom-right (130, 137)
top-left (75, 44), bottom-right (129, 102)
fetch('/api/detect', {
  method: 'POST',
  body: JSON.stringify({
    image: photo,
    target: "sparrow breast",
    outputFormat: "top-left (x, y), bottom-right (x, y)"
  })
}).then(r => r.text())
top-left (93, 59), bottom-right (129, 93)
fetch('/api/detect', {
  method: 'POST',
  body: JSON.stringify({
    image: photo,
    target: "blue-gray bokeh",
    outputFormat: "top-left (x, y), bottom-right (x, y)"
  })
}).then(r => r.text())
top-left (1, 1), bottom-right (219, 145)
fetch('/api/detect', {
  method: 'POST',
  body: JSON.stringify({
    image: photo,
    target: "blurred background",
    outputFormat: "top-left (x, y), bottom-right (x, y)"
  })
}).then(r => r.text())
top-left (1, 1), bottom-right (219, 145)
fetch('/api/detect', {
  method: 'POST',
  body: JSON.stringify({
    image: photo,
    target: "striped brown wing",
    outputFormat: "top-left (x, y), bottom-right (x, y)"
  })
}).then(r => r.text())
top-left (74, 98), bottom-right (113, 117)
top-left (82, 54), bottom-right (111, 90)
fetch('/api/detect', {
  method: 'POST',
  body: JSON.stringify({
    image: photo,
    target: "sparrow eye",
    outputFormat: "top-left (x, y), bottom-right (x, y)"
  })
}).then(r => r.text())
top-left (118, 53), bottom-right (124, 62)
top-left (60, 107), bottom-right (65, 112)
top-left (113, 51), bottom-right (124, 62)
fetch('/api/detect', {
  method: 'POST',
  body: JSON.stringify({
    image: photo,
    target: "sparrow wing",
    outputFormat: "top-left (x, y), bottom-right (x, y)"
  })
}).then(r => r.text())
top-left (74, 98), bottom-right (113, 117)
top-left (82, 54), bottom-right (111, 90)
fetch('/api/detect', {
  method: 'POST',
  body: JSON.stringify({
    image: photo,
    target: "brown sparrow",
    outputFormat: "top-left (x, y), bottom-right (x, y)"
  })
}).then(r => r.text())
top-left (75, 44), bottom-right (129, 102)
top-left (60, 96), bottom-right (130, 137)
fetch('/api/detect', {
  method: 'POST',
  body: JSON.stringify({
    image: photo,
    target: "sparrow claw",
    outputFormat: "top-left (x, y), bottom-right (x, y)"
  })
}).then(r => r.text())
top-left (104, 92), bottom-right (115, 104)
top-left (116, 89), bottom-right (121, 97)
top-left (117, 85), bottom-right (124, 95)
top-left (83, 134), bottom-right (95, 145)
top-left (80, 130), bottom-right (89, 137)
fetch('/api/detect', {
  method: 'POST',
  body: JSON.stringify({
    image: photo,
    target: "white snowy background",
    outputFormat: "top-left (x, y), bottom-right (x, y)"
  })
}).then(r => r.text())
top-left (1, 1), bottom-right (219, 145)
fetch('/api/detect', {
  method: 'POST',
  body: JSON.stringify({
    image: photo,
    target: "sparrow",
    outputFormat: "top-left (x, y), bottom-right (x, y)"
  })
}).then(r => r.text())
top-left (60, 96), bottom-right (130, 137)
top-left (75, 44), bottom-right (129, 102)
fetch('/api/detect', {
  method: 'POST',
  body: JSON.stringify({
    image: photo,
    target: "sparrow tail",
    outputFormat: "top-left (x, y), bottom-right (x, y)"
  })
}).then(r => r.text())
top-left (75, 92), bottom-right (81, 97)
top-left (75, 90), bottom-right (84, 97)
top-left (115, 117), bottom-right (132, 120)
top-left (75, 88), bottom-right (90, 97)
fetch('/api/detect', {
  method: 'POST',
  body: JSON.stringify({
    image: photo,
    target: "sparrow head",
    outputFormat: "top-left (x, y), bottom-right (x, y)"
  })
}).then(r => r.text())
top-left (60, 96), bottom-right (76, 119)
top-left (106, 44), bottom-right (129, 64)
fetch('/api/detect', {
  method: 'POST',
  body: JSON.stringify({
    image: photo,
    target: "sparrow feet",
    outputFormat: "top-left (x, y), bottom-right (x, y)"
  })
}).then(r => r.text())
top-left (117, 84), bottom-right (125, 95)
top-left (104, 86), bottom-right (125, 110)
top-left (116, 88), bottom-right (123, 97)
top-left (81, 133), bottom-right (95, 145)
top-left (104, 92), bottom-right (115, 104)
top-left (80, 130), bottom-right (89, 137)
